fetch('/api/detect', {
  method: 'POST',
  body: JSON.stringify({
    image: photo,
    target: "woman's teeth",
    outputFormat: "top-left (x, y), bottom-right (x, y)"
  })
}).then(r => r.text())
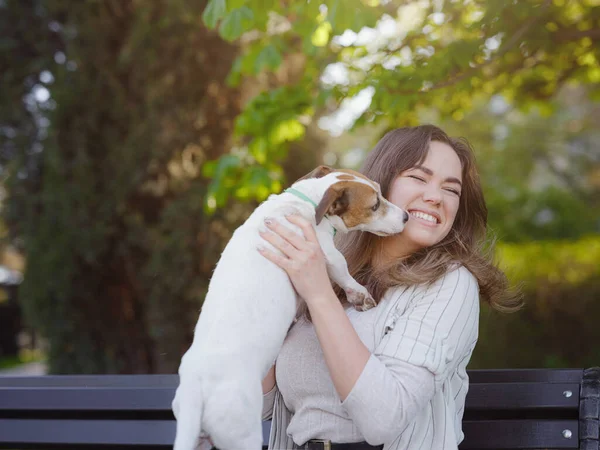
top-left (410, 211), bottom-right (437, 224)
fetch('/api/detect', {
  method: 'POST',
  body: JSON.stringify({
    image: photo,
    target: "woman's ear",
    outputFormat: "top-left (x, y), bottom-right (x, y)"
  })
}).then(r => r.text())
top-left (315, 185), bottom-right (348, 225)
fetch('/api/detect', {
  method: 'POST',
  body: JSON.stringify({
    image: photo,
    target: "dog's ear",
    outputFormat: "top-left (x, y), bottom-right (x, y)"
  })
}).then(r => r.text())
top-left (315, 184), bottom-right (348, 225)
top-left (296, 165), bottom-right (334, 182)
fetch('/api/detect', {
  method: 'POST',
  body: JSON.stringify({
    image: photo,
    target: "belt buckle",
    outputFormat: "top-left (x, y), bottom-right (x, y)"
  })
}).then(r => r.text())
top-left (306, 439), bottom-right (332, 450)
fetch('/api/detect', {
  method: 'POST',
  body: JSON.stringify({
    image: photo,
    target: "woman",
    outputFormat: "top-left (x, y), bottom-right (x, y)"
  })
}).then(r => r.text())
top-left (257, 125), bottom-right (522, 450)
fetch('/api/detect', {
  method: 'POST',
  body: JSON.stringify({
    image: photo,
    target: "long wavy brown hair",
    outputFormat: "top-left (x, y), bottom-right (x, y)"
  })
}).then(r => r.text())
top-left (332, 125), bottom-right (523, 313)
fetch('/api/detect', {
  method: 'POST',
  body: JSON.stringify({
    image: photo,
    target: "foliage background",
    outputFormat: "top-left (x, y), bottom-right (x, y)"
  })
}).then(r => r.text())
top-left (0, 0), bottom-right (599, 373)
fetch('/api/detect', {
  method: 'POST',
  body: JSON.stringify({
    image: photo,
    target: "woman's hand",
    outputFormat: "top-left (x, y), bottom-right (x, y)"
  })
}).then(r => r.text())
top-left (258, 214), bottom-right (373, 403)
top-left (257, 214), bottom-right (335, 305)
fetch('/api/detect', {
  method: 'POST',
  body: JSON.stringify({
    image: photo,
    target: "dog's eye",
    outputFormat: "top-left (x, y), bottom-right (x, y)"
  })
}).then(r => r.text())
top-left (371, 198), bottom-right (380, 211)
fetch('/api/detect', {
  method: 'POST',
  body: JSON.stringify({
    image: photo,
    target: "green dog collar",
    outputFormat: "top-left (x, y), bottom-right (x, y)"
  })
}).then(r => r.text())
top-left (284, 188), bottom-right (317, 208)
top-left (284, 188), bottom-right (336, 236)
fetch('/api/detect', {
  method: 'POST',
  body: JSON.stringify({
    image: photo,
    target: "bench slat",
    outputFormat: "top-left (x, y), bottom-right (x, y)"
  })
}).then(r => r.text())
top-left (0, 369), bottom-right (584, 387)
top-left (0, 419), bottom-right (273, 448)
top-left (467, 369), bottom-right (583, 383)
top-left (460, 419), bottom-right (579, 449)
top-left (0, 418), bottom-right (580, 449)
top-left (0, 375), bottom-right (178, 388)
top-left (0, 374), bottom-right (179, 389)
top-left (465, 382), bottom-right (580, 410)
top-left (0, 387), bottom-right (176, 412)
top-left (0, 383), bottom-right (580, 413)
top-left (0, 419), bottom-right (175, 446)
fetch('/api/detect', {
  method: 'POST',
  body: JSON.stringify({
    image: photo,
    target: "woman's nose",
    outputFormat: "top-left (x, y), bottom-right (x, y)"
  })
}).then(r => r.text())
top-left (423, 186), bottom-right (443, 204)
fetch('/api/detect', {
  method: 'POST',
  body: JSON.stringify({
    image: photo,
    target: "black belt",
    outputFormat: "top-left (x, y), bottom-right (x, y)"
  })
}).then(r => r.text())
top-left (297, 440), bottom-right (383, 450)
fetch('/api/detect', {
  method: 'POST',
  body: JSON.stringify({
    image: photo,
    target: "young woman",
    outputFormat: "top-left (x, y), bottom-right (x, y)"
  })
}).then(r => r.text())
top-left (258, 125), bottom-right (522, 450)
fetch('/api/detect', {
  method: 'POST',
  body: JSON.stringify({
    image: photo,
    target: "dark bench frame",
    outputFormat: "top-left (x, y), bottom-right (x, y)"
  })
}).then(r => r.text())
top-left (0, 367), bottom-right (599, 449)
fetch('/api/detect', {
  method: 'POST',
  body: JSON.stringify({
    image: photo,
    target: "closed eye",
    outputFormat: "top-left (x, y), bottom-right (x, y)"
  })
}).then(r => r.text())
top-left (444, 187), bottom-right (461, 196)
top-left (408, 175), bottom-right (426, 182)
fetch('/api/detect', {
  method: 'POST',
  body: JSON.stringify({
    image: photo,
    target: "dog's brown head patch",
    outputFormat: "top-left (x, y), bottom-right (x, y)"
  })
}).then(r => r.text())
top-left (315, 179), bottom-right (388, 227)
top-left (336, 170), bottom-right (381, 192)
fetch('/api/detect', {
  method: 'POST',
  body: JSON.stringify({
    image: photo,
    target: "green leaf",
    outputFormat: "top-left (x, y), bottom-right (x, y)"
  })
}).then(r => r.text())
top-left (312, 21), bottom-right (332, 47)
top-left (246, 0), bottom-right (275, 29)
top-left (216, 154), bottom-right (242, 175)
top-left (202, 0), bottom-right (227, 29)
top-left (250, 0), bottom-right (277, 11)
top-left (254, 44), bottom-right (283, 73)
top-left (201, 160), bottom-right (218, 178)
top-left (327, 0), bottom-right (356, 32)
top-left (269, 119), bottom-right (305, 145)
top-left (202, 154), bottom-right (240, 182)
top-left (226, 56), bottom-right (243, 87)
top-left (227, 0), bottom-right (248, 11)
top-left (249, 137), bottom-right (268, 164)
top-left (219, 6), bottom-right (255, 42)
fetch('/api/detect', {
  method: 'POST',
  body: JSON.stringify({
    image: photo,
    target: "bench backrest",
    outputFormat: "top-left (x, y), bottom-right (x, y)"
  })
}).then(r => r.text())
top-left (0, 368), bottom-right (598, 449)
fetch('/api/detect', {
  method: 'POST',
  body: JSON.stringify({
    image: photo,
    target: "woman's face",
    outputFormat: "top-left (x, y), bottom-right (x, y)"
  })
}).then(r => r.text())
top-left (385, 141), bottom-right (462, 257)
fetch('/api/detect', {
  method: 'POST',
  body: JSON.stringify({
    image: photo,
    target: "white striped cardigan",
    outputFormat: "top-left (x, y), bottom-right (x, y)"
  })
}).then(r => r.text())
top-left (262, 266), bottom-right (480, 450)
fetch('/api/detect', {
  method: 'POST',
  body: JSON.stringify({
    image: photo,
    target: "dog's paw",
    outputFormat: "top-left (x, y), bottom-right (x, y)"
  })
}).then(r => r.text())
top-left (197, 435), bottom-right (214, 450)
top-left (354, 295), bottom-right (377, 311)
top-left (346, 287), bottom-right (376, 311)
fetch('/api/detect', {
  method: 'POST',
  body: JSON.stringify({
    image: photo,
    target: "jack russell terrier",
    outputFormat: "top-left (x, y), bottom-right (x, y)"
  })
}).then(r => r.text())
top-left (172, 165), bottom-right (409, 450)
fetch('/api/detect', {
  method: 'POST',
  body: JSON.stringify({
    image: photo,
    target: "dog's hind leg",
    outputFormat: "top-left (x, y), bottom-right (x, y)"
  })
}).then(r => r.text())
top-left (172, 379), bottom-right (205, 450)
top-left (196, 436), bottom-right (214, 450)
top-left (203, 378), bottom-right (264, 450)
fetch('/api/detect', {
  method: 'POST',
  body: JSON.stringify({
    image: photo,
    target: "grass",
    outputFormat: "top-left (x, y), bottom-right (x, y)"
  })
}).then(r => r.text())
top-left (0, 349), bottom-right (45, 370)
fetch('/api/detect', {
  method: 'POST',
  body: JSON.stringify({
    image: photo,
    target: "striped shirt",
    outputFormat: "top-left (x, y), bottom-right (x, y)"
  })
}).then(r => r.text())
top-left (263, 266), bottom-right (480, 450)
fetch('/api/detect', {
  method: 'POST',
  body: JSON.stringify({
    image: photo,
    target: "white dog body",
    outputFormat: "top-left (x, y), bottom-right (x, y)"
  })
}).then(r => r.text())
top-left (173, 167), bottom-right (408, 450)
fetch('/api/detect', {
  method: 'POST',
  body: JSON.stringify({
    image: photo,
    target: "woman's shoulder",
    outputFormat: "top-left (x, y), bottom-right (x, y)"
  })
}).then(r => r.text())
top-left (427, 264), bottom-right (479, 298)
top-left (440, 264), bottom-right (478, 288)
top-left (385, 264), bottom-right (478, 299)
top-left (388, 263), bottom-right (477, 295)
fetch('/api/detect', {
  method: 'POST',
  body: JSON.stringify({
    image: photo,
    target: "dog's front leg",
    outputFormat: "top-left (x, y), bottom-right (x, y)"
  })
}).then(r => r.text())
top-left (317, 234), bottom-right (376, 311)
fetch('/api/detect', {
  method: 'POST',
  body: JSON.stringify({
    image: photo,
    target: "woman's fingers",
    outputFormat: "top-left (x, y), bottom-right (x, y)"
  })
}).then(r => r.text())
top-left (257, 214), bottom-right (334, 303)
top-left (259, 231), bottom-right (298, 260)
top-left (258, 215), bottom-right (324, 266)
top-left (257, 245), bottom-right (292, 270)
top-left (284, 214), bottom-right (319, 243)
top-left (263, 217), bottom-right (307, 250)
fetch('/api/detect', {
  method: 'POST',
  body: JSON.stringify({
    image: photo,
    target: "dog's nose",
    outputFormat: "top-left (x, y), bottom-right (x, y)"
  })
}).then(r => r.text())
top-left (403, 211), bottom-right (409, 223)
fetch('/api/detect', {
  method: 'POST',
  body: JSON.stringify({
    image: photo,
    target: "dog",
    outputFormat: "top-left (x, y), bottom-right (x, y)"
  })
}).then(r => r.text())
top-left (172, 165), bottom-right (409, 450)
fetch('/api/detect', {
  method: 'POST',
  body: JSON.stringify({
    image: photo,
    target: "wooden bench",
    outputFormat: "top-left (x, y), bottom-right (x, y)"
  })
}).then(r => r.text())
top-left (0, 367), bottom-right (598, 449)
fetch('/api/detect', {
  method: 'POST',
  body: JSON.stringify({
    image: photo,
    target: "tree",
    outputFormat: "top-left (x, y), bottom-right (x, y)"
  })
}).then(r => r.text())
top-left (199, 0), bottom-right (600, 375)
top-left (203, 0), bottom-right (600, 205)
top-left (436, 87), bottom-right (600, 242)
top-left (1, 0), bottom-right (247, 373)
top-left (2, 0), bottom-right (598, 373)
top-left (1, 0), bottom-right (327, 374)
top-left (471, 236), bottom-right (600, 369)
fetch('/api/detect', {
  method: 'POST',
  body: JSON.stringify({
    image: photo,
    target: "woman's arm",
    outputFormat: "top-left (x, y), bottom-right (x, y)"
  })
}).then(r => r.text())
top-left (262, 364), bottom-right (278, 421)
top-left (306, 291), bottom-right (371, 401)
top-left (262, 364), bottom-right (276, 394)
top-left (341, 268), bottom-right (479, 443)
top-left (257, 215), bottom-right (371, 400)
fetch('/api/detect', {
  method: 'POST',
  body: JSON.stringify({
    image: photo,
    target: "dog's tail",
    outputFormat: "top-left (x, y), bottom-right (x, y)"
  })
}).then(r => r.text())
top-left (172, 381), bottom-right (205, 450)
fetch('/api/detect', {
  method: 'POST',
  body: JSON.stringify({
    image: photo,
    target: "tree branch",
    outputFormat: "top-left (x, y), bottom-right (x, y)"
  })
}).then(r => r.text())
top-left (553, 28), bottom-right (600, 43)
top-left (386, 0), bottom-right (553, 95)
